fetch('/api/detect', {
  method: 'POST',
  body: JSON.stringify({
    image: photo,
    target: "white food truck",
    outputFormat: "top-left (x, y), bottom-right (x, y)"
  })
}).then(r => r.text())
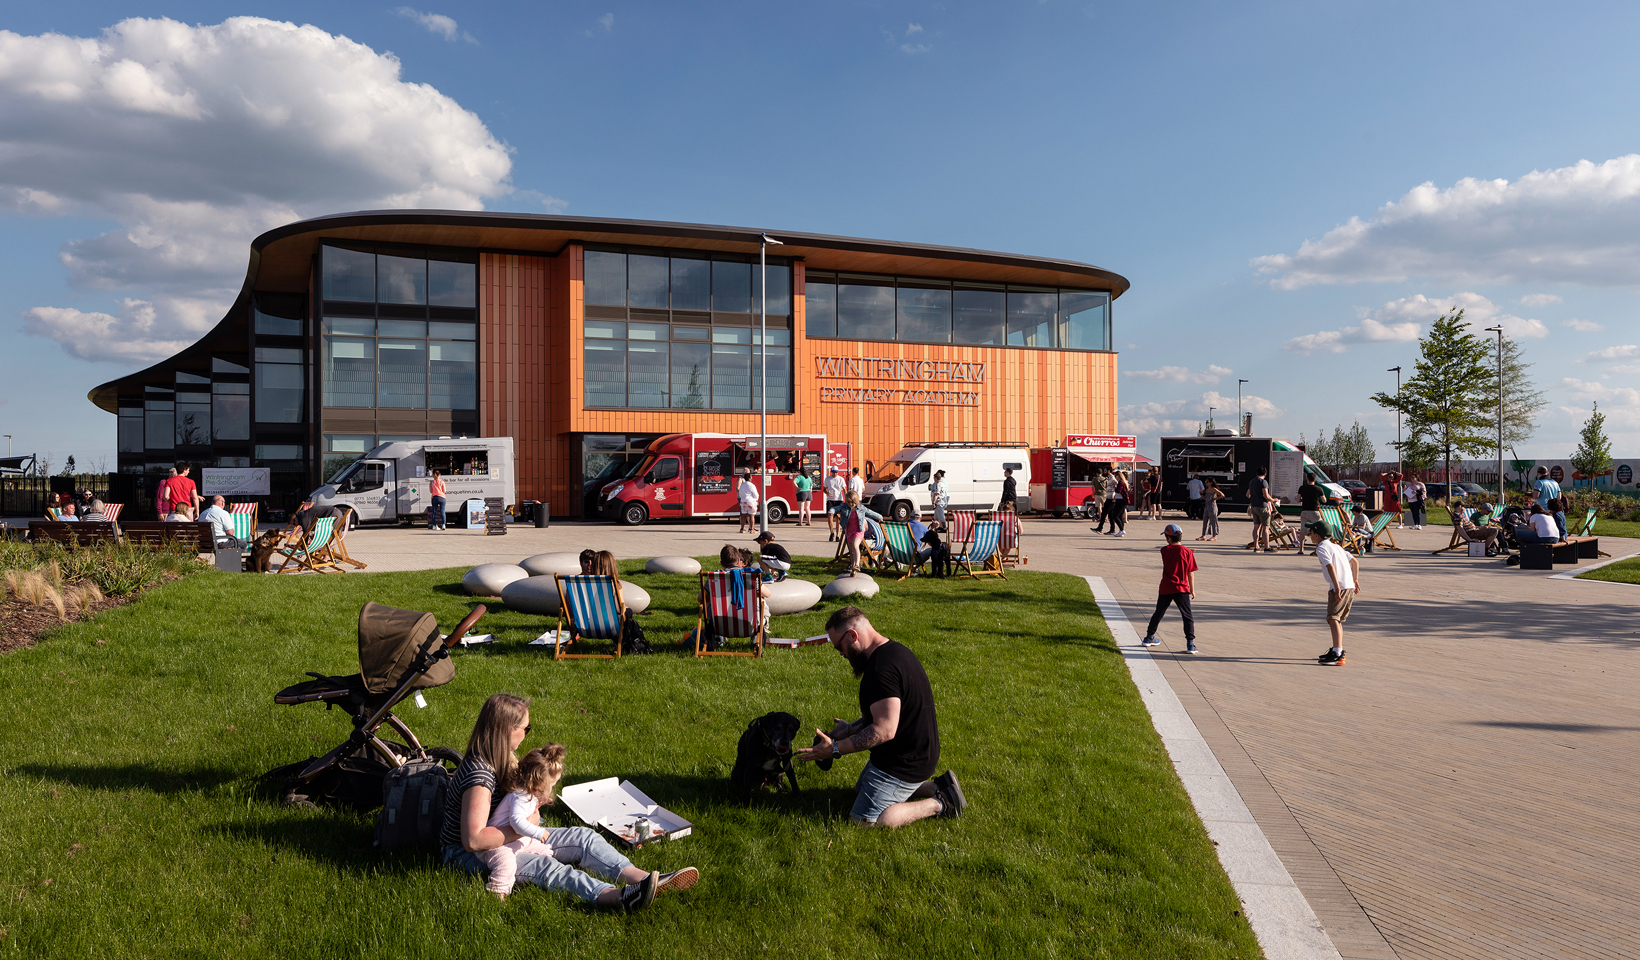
top-left (863, 442), bottom-right (1032, 522)
top-left (308, 437), bottom-right (516, 525)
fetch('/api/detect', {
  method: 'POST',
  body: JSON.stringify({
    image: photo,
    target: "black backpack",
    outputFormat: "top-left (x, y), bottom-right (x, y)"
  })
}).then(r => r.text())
top-left (621, 608), bottom-right (653, 655)
top-left (374, 758), bottom-right (450, 852)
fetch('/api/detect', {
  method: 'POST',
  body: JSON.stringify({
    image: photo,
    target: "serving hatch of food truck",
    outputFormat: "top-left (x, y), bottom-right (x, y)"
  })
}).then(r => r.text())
top-left (597, 433), bottom-right (850, 526)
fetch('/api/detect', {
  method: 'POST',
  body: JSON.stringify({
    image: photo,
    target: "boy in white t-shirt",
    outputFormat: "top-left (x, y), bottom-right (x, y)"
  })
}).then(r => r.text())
top-left (1307, 522), bottom-right (1361, 666)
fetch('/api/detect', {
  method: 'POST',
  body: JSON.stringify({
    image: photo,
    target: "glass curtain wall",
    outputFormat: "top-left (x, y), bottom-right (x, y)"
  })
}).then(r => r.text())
top-left (582, 247), bottom-right (793, 411)
top-left (805, 273), bottom-right (1111, 351)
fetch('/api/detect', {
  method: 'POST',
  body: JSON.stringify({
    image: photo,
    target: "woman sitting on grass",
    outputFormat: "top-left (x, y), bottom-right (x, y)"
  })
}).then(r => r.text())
top-left (440, 693), bottom-right (698, 911)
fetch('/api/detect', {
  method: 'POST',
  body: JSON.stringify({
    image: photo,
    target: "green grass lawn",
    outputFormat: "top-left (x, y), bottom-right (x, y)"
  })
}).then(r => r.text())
top-left (0, 559), bottom-right (1263, 960)
top-left (1575, 556), bottom-right (1640, 584)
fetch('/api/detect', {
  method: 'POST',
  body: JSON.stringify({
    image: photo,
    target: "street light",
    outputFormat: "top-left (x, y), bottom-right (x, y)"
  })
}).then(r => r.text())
top-left (1483, 326), bottom-right (1504, 507)
top-left (3, 435), bottom-right (9, 458)
top-left (758, 233), bottom-right (783, 536)
top-left (1388, 367), bottom-right (1401, 523)
top-left (1237, 380), bottom-right (1248, 434)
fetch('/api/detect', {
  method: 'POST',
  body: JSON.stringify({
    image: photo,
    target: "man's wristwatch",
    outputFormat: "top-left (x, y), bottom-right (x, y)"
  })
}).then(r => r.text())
top-left (831, 741), bottom-right (842, 760)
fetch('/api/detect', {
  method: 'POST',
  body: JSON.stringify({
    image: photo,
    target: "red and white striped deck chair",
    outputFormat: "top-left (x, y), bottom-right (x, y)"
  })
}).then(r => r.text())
top-left (101, 504), bottom-right (124, 524)
top-left (945, 510), bottom-right (978, 554)
top-left (997, 510), bottom-right (1025, 568)
top-left (229, 502), bottom-right (259, 530)
top-left (694, 569), bottom-right (766, 659)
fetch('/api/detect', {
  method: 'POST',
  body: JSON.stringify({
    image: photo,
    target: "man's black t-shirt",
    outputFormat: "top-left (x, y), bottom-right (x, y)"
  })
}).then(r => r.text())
top-left (1000, 475), bottom-right (1017, 505)
top-left (1298, 482), bottom-right (1325, 510)
top-left (1247, 476), bottom-right (1269, 504)
top-left (858, 640), bottom-right (939, 782)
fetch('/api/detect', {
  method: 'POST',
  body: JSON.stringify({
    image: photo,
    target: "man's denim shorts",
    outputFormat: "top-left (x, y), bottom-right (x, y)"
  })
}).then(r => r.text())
top-left (850, 761), bottom-right (923, 824)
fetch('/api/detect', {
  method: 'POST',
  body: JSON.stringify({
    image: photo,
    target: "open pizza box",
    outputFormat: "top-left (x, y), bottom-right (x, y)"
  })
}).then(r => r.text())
top-left (559, 777), bottom-right (693, 849)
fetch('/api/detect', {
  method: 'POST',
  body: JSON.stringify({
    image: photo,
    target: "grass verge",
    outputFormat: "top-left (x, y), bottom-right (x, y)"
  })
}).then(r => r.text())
top-left (0, 559), bottom-right (1263, 960)
top-left (1575, 556), bottom-right (1640, 584)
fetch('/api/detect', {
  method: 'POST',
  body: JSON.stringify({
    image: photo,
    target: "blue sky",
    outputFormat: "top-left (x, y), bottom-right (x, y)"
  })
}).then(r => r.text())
top-left (5, 1), bottom-right (1640, 471)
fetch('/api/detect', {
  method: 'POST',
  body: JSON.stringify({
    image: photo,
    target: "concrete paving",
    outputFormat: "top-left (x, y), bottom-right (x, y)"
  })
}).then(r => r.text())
top-left (296, 512), bottom-right (1640, 959)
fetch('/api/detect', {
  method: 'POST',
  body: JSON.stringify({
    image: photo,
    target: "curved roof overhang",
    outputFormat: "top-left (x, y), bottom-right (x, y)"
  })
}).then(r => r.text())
top-left (91, 210), bottom-right (1131, 413)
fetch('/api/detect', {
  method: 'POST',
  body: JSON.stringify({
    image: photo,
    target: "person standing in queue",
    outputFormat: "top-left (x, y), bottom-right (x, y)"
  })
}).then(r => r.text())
top-left (999, 468), bottom-right (1017, 512)
top-left (824, 466), bottom-right (847, 542)
top-left (428, 470), bottom-right (447, 531)
top-left (793, 469), bottom-right (815, 526)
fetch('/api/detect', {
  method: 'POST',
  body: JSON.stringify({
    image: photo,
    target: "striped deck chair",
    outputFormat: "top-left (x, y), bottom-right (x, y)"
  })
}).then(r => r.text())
top-left (953, 519), bottom-right (1006, 580)
top-left (45, 507), bottom-right (61, 521)
top-left (881, 522), bottom-right (925, 580)
top-left (313, 507), bottom-right (366, 570)
top-left (1318, 505), bottom-right (1363, 554)
top-left (552, 574), bottom-right (626, 660)
top-left (275, 516), bottom-right (340, 574)
top-left (1573, 507), bottom-right (1596, 537)
top-left (945, 510), bottom-right (978, 554)
top-left (1367, 512), bottom-right (1400, 551)
top-left (1433, 507), bottom-right (1475, 555)
top-left (830, 514), bottom-right (887, 570)
top-left (694, 569), bottom-right (765, 658)
top-left (229, 502), bottom-right (258, 529)
top-left (101, 503), bottom-right (124, 524)
top-left (229, 513), bottom-right (257, 544)
top-left (1488, 504), bottom-right (1506, 523)
top-left (997, 510), bottom-right (1024, 568)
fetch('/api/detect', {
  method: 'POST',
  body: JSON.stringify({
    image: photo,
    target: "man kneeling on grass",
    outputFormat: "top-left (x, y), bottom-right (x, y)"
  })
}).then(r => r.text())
top-left (794, 606), bottom-right (967, 826)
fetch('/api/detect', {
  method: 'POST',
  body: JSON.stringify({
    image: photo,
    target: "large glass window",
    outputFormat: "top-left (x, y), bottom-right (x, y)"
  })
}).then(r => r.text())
top-left (584, 341), bottom-right (627, 407)
top-left (896, 281), bottom-right (953, 343)
top-left (754, 262), bottom-right (792, 315)
top-left (670, 256), bottom-right (710, 311)
top-left (627, 342), bottom-right (669, 407)
top-left (1059, 291), bottom-right (1109, 350)
top-left (254, 294), bottom-right (304, 336)
top-left (1007, 290), bottom-right (1057, 348)
top-left (806, 277), bottom-right (837, 337)
top-left (751, 329), bottom-right (793, 412)
top-left (176, 393), bottom-right (211, 446)
top-left (430, 341), bottom-right (476, 409)
top-left (377, 340), bottom-right (427, 408)
top-left (428, 259), bottom-right (476, 307)
top-left (324, 247), bottom-right (375, 302)
top-left (118, 405), bottom-right (143, 454)
top-left (584, 250), bottom-right (627, 305)
top-left (953, 287), bottom-right (1005, 344)
top-left (712, 329), bottom-right (752, 409)
top-left (212, 383), bottom-right (249, 441)
top-left (837, 277), bottom-right (895, 340)
top-left (323, 434), bottom-right (375, 482)
top-left (378, 254), bottom-right (427, 304)
top-left (324, 337), bottom-right (375, 407)
top-left (144, 396), bottom-right (174, 450)
top-left (712, 260), bottom-right (752, 313)
top-left (254, 347), bottom-right (304, 423)
top-left (671, 341), bottom-right (710, 408)
top-left (628, 254), bottom-right (669, 310)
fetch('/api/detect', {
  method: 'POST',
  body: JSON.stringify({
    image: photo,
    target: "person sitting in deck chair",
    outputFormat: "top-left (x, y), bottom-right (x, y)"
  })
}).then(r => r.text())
top-left (720, 545), bottom-right (772, 629)
top-left (1351, 504), bottom-right (1375, 554)
top-left (1450, 498), bottom-right (1502, 556)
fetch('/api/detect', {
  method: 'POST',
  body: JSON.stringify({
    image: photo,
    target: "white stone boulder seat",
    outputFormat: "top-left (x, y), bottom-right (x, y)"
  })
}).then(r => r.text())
top-left (644, 556), bottom-right (702, 575)
top-left (520, 552), bottom-right (586, 578)
top-left (821, 573), bottom-right (879, 599)
top-left (764, 577), bottom-right (822, 615)
top-left (463, 563), bottom-right (529, 597)
top-left (501, 574), bottom-right (650, 615)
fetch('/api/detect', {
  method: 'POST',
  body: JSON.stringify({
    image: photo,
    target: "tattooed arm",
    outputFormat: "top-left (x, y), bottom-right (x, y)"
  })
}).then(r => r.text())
top-left (797, 699), bottom-right (902, 764)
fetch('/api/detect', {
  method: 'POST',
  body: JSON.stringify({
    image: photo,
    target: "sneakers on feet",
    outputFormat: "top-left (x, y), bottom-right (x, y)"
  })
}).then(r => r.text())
top-left (1317, 649), bottom-right (1345, 665)
top-left (656, 867), bottom-right (699, 897)
top-left (618, 871), bottom-right (659, 912)
top-left (932, 770), bottom-right (967, 819)
top-left (1141, 635), bottom-right (1161, 646)
top-left (1114, 531), bottom-right (1125, 537)
top-left (1185, 643), bottom-right (1198, 654)
top-left (1317, 648), bottom-right (1340, 664)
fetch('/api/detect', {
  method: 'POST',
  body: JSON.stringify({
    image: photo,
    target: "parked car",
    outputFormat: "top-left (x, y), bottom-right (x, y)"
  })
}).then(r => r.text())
top-left (1424, 482), bottom-right (1489, 501)
top-left (1339, 480), bottom-right (1370, 498)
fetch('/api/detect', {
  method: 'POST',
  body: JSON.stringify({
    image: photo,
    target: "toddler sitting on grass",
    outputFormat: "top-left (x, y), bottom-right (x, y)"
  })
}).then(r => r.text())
top-left (480, 744), bottom-right (566, 898)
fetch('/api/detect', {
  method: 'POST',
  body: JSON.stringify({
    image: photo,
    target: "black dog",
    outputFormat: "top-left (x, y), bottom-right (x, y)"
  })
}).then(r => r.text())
top-left (730, 711), bottom-right (801, 803)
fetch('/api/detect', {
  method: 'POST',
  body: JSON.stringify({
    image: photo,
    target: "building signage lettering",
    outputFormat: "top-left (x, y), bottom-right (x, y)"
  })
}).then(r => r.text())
top-left (814, 355), bottom-right (987, 407)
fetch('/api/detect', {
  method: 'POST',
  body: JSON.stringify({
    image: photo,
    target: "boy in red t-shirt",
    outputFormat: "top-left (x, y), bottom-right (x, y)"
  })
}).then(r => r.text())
top-left (1142, 523), bottom-right (1199, 654)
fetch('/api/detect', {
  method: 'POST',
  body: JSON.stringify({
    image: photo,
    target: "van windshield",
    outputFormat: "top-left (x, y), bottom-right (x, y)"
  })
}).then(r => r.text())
top-left (328, 459), bottom-right (365, 485)
top-left (871, 460), bottom-right (914, 483)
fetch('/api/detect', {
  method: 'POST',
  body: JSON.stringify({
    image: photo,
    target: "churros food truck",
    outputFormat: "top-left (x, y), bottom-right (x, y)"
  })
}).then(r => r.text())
top-left (598, 433), bottom-right (849, 526)
top-left (1028, 435), bottom-right (1151, 517)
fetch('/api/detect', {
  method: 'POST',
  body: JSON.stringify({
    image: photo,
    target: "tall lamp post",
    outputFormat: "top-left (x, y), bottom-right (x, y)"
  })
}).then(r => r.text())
top-left (1483, 326), bottom-right (1504, 507)
top-left (758, 233), bottom-right (783, 536)
top-left (1388, 366), bottom-right (1401, 521)
top-left (1237, 379), bottom-right (1248, 434)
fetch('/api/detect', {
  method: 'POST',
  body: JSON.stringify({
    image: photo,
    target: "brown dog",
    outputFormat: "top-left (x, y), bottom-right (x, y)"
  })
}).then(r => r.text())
top-left (248, 531), bottom-right (287, 573)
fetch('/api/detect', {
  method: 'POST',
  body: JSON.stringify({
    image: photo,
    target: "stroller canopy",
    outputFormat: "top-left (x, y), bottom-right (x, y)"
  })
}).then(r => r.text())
top-left (358, 602), bottom-right (455, 696)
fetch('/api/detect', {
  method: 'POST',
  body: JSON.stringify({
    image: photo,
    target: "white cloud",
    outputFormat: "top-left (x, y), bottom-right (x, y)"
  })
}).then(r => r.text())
top-left (906, 23), bottom-right (924, 35)
top-left (396, 8), bottom-right (474, 43)
top-left (1123, 364), bottom-right (1231, 384)
top-left (1585, 344), bottom-right (1640, 361)
top-left (1, 17), bottom-right (514, 362)
top-left (1519, 293), bottom-right (1563, 307)
top-left (1118, 391), bottom-right (1282, 436)
top-left (901, 43), bottom-right (932, 54)
top-left (1254, 154), bottom-right (1640, 288)
top-left (1285, 291), bottom-right (1546, 354)
top-left (599, 13), bottom-right (614, 31)
top-left (1560, 378), bottom-right (1640, 428)
top-left (1562, 318), bottom-right (1604, 332)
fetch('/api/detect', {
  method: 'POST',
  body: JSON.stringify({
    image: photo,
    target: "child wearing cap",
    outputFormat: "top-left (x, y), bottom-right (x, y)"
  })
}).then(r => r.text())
top-left (1142, 523), bottom-right (1199, 654)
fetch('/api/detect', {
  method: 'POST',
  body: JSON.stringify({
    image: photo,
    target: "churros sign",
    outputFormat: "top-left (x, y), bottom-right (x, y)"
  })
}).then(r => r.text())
top-left (814, 356), bottom-right (986, 407)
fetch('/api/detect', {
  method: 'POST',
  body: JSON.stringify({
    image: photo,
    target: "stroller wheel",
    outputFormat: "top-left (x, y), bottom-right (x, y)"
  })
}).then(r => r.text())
top-left (427, 746), bottom-right (464, 769)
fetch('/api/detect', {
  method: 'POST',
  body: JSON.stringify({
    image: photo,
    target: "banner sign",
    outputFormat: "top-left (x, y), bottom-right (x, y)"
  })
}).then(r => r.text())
top-left (201, 467), bottom-right (270, 496)
top-left (1066, 435), bottom-right (1137, 452)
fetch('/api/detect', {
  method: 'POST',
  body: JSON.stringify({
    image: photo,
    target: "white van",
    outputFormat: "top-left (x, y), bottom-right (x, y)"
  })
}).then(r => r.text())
top-left (864, 443), bottom-right (1031, 522)
top-left (308, 437), bottom-right (516, 524)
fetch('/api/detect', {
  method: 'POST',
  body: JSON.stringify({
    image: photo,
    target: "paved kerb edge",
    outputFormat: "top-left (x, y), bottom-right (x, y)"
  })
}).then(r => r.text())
top-left (1082, 575), bottom-right (1342, 960)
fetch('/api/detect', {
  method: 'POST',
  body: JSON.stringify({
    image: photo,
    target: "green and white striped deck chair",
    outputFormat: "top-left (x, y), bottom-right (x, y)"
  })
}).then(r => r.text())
top-left (1317, 505), bottom-right (1364, 554)
top-left (552, 573), bottom-right (626, 660)
top-left (230, 513), bottom-right (257, 544)
top-left (275, 516), bottom-right (338, 574)
top-left (954, 519), bottom-right (1006, 580)
top-left (881, 522), bottom-right (925, 580)
top-left (1367, 512), bottom-right (1399, 551)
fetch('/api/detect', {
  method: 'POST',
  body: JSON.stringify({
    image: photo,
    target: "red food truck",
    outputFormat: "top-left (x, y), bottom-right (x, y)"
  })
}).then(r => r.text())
top-left (1028, 435), bottom-right (1151, 517)
top-left (597, 433), bottom-right (850, 526)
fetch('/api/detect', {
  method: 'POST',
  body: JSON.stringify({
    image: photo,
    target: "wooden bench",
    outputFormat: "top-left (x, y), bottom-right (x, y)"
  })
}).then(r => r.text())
top-left (1551, 540), bottom-right (1582, 565)
top-left (28, 521), bottom-right (118, 548)
top-left (120, 521), bottom-right (217, 553)
top-left (1565, 537), bottom-right (1600, 560)
top-left (1519, 542), bottom-right (1554, 570)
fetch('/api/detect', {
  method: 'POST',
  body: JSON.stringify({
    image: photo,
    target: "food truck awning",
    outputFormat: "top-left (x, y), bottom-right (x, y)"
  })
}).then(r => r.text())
top-left (1177, 444), bottom-right (1234, 458)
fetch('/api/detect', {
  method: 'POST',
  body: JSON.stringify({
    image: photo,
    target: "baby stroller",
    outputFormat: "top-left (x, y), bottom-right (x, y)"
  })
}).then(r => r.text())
top-left (267, 602), bottom-right (485, 808)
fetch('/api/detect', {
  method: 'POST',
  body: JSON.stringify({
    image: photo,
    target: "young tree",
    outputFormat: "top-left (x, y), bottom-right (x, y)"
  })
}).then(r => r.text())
top-left (1483, 338), bottom-right (1547, 447)
top-left (1347, 421), bottom-right (1375, 472)
top-left (1370, 310), bottom-right (1494, 492)
top-left (64, 455), bottom-right (77, 475)
top-left (1569, 402), bottom-right (1613, 491)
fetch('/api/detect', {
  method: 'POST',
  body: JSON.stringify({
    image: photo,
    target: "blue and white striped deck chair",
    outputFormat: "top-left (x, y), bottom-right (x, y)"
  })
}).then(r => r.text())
top-left (275, 516), bottom-right (339, 574)
top-left (953, 519), bottom-right (1006, 580)
top-left (552, 573), bottom-right (626, 660)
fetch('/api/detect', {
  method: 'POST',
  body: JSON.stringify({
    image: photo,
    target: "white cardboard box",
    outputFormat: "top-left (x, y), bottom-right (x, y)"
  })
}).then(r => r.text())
top-left (559, 777), bottom-right (692, 848)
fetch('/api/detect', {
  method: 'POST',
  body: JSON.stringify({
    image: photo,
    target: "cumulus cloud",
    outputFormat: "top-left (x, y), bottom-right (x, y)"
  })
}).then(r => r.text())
top-left (1284, 291), bottom-right (1546, 354)
top-left (1560, 378), bottom-right (1640, 428)
top-left (1585, 344), bottom-right (1640, 361)
top-left (906, 23), bottom-right (924, 35)
top-left (396, 8), bottom-right (476, 43)
top-left (0, 17), bottom-right (514, 362)
top-left (1118, 391), bottom-right (1282, 436)
top-left (1562, 318), bottom-right (1604, 332)
top-left (1520, 293), bottom-right (1562, 306)
top-left (1254, 155), bottom-right (1640, 289)
top-left (1123, 364), bottom-right (1231, 384)
top-left (599, 13), bottom-right (614, 31)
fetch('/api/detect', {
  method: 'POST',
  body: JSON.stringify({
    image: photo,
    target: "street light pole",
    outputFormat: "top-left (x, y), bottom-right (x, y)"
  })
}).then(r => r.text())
top-left (758, 233), bottom-right (782, 536)
top-left (1237, 379), bottom-right (1248, 434)
top-left (1484, 326), bottom-right (1504, 507)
